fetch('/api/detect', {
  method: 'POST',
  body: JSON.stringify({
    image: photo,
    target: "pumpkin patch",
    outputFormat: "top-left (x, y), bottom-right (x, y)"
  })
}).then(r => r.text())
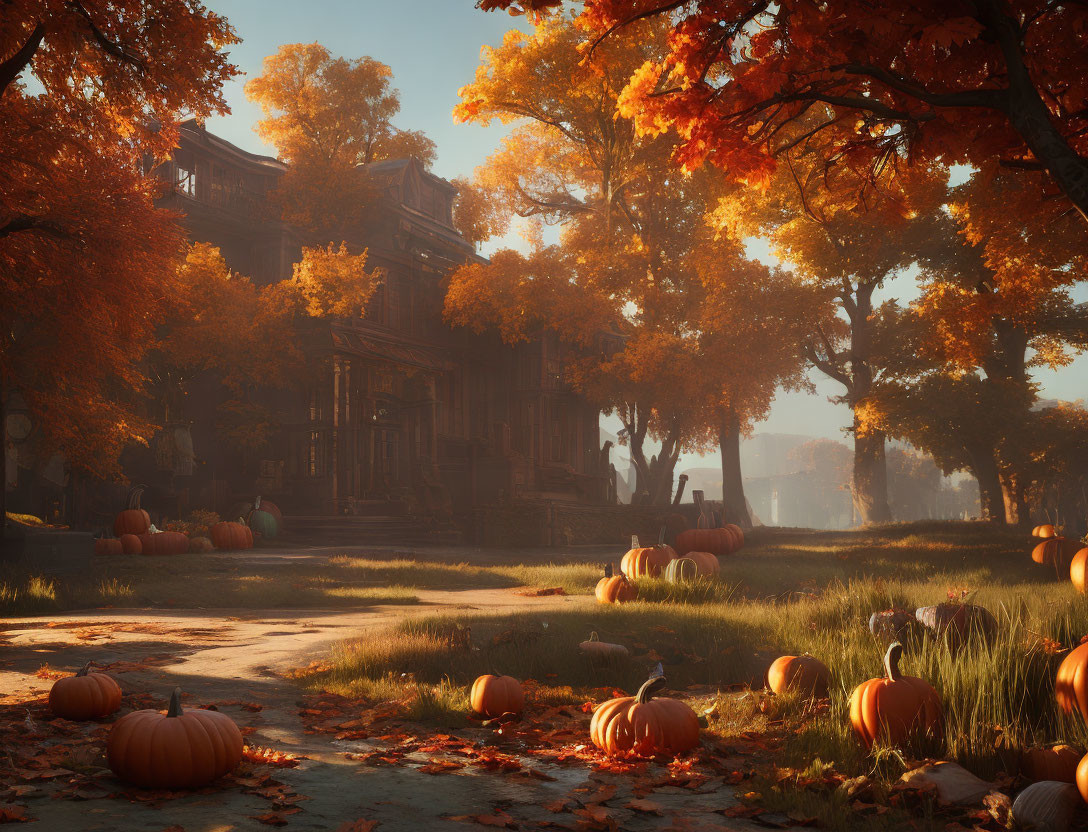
top-left (848, 642), bottom-right (943, 748)
top-left (589, 675), bottom-right (700, 757)
top-left (48, 664), bottom-right (121, 720)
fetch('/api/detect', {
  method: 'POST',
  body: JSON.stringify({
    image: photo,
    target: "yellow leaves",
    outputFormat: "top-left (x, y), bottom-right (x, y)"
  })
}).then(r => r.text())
top-left (289, 243), bottom-right (382, 319)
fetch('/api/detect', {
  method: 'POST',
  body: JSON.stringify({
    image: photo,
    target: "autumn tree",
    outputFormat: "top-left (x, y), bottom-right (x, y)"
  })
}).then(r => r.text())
top-left (1, 3), bottom-right (238, 532)
top-left (245, 43), bottom-right (436, 242)
top-left (481, 0), bottom-right (1088, 231)
top-left (450, 15), bottom-right (812, 516)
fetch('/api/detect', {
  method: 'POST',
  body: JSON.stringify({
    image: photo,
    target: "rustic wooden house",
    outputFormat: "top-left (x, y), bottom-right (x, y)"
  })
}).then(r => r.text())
top-left (152, 121), bottom-right (605, 522)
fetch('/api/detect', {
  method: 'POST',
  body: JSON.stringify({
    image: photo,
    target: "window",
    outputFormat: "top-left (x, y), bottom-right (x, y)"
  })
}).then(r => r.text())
top-left (176, 164), bottom-right (196, 197)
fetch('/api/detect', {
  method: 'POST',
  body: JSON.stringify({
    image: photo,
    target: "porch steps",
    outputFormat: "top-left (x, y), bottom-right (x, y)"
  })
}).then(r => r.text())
top-left (280, 515), bottom-right (461, 548)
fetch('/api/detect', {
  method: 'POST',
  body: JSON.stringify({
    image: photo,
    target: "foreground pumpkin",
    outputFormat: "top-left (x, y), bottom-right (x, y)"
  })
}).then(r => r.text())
top-left (1078, 753), bottom-right (1088, 803)
top-left (94, 537), bottom-right (123, 557)
top-left (113, 486), bottom-right (151, 537)
top-left (1032, 524), bottom-right (1057, 539)
top-left (107, 687), bottom-right (243, 789)
top-left (470, 674), bottom-right (524, 718)
top-left (1056, 642), bottom-right (1088, 721)
top-left (620, 531), bottom-right (676, 578)
top-left (49, 663), bottom-right (121, 720)
top-left (767, 655), bottom-right (830, 698)
top-left (849, 642), bottom-right (943, 748)
top-left (590, 675), bottom-right (700, 757)
top-left (210, 520), bottom-right (252, 551)
top-left (595, 563), bottom-right (637, 604)
top-left (1021, 744), bottom-right (1081, 783)
top-left (1070, 547), bottom-right (1088, 594)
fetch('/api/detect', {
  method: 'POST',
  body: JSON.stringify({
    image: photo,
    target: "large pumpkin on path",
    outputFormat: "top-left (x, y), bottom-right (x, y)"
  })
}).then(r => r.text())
top-left (113, 486), bottom-right (151, 537)
top-left (849, 642), bottom-right (943, 748)
top-left (49, 664), bottom-right (121, 720)
top-left (595, 564), bottom-right (637, 604)
top-left (767, 655), bottom-right (830, 698)
top-left (210, 521), bottom-right (252, 551)
top-left (138, 531), bottom-right (190, 556)
top-left (590, 675), bottom-right (700, 757)
top-left (107, 687), bottom-right (243, 789)
top-left (470, 674), bottom-right (524, 718)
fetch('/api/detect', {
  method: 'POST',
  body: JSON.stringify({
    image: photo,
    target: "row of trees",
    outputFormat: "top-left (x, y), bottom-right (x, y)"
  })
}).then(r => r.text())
top-left (463, 5), bottom-right (1088, 526)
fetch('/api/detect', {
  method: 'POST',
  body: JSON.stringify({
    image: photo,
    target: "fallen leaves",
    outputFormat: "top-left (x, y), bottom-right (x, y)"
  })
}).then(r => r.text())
top-left (242, 746), bottom-right (303, 768)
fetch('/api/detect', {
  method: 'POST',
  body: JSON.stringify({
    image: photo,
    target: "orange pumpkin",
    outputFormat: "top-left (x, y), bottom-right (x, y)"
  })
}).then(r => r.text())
top-left (1070, 547), bottom-right (1088, 594)
top-left (682, 551), bottom-right (720, 577)
top-left (848, 642), bottom-right (943, 748)
top-left (119, 533), bottom-right (142, 555)
top-left (107, 687), bottom-right (243, 789)
top-left (724, 523), bottom-right (745, 551)
top-left (1078, 752), bottom-right (1088, 803)
top-left (767, 655), bottom-right (831, 698)
top-left (1056, 642), bottom-right (1088, 721)
top-left (595, 564), bottom-right (637, 604)
top-left (1021, 744), bottom-right (1082, 783)
top-left (189, 535), bottom-right (215, 554)
top-left (49, 663), bottom-right (122, 720)
top-left (94, 537), bottom-right (123, 556)
top-left (138, 531), bottom-right (190, 556)
top-left (113, 486), bottom-right (151, 537)
top-left (210, 521), bottom-right (252, 551)
top-left (620, 531), bottom-right (676, 578)
top-left (590, 675), bottom-right (700, 757)
top-left (1032, 536), bottom-right (1078, 567)
top-left (675, 527), bottom-right (737, 557)
top-left (470, 674), bottom-right (524, 718)
top-left (1032, 524), bottom-right (1057, 538)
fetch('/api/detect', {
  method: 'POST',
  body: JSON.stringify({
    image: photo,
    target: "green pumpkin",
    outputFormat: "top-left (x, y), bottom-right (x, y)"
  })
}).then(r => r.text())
top-left (248, 509), bottom-right (278, 539)
top-left (663, 557), bottom-right (700, 584)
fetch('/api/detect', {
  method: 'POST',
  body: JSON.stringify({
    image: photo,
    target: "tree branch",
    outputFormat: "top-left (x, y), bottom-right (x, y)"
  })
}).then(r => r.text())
top-left (0, 22), bottom-right (44, 97)
top-left (0, 213), bottom-right (71, 241)
top-left (70, 0), bottom-right (146, 71)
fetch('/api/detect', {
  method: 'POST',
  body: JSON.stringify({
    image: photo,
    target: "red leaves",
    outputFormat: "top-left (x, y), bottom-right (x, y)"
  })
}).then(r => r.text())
top-left (334, 821), bottom-right (379, 832)
top-left (242, 746), bottom-right (303, 768)
top-left (0, 806), bottom-right (30, 824)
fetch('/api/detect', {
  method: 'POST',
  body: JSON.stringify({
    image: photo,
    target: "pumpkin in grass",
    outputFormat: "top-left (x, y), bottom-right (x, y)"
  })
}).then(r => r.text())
top-left (113, 485), bottom-right (151, 537)
top-left (210, 520), bottom-right (252, 551)
top-left (470, 674), bottom-right (524, 718)
top-left (1032, 536), bottom-right (1079, 568)
top-left (189, 535), bottom-right (215, 554)
top-left (590, 675), bottom-right (700, 757)
top-left (682, 550), bottom-right (720, 576)
top-left (595, 564), bottom-right (637, 604)
top-left (675, 526), bottom-right (737, 557)
top-left (848, 642), bottom-right (943, 748)
top-left (1021, 744), bottom-right (1082, 783)
top-left (1056, 642), bottom-right (1088, 721)
top-left (137, 531), bottom-right (190, 556)
top-left (107, 687), bottom-right (243, 789)
top-left (914, 602), bottom-right (997, 649)
top-left (1032, 524), bottom-right (1057, 538)
top-left (1077, 752), bottom-right (1088, 803)
top-left (767, 655), bottom-right (830, 698)
top-left (1071, 547), bottom-right (1088, 593)
top-left (49, 663), bottom-right (121, 720)
top-left (94, 537), bottom-right (123, 556)
top-left (119, 533), bottom-right (142, 555)
top-left (579, 631), bottom-right (630, 660)
top-left (663, 557), bottom-right (700, 584)
top-left (620, 529), bottom-right (676, 578)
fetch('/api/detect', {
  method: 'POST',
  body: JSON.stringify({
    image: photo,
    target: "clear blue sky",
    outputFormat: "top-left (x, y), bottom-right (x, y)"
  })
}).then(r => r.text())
top-left (203, 0), bottom-right (1087, 454)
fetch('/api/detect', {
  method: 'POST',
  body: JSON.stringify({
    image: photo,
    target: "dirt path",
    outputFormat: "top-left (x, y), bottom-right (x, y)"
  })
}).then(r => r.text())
top-left (1, 588), bottom-right (754, 832)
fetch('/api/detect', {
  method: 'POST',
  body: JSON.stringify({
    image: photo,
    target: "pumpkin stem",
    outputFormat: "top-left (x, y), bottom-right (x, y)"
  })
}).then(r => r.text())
top-left (603, 563), bottom-right (613, 579)
top-left (630, 534), bottom-right (639, 549)
top-left (167, 687), bottom-right (184, 718)
top-left (75, 662), bottom-right (92, 677)
top-left (884, 642), bottom-right (903, 682)
top-left (255, 495), bottom-right (262, 511)
top-left (128, 484), bottom-right (146, 510)
top-left (589, 631), bottom-right (600, 642)
top-left (657, 525), bottom-right (666, 547)
top-left (635, 675), bottom-right (668, 704)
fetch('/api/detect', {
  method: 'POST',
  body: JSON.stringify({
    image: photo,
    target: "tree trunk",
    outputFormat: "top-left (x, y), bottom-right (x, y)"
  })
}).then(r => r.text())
top-left (976, 0), bottom-right (1088, 223)
top-left (1000, 471), bottom-right (1031, 528)
top-left (718, 408), bottom-right (751, 528)
top-left (966, 446), bottom-right (1005, 523)
top-left (0, 373), bottom-right (6, 556)
top-left (852, 421), bottom-right (892, 524)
